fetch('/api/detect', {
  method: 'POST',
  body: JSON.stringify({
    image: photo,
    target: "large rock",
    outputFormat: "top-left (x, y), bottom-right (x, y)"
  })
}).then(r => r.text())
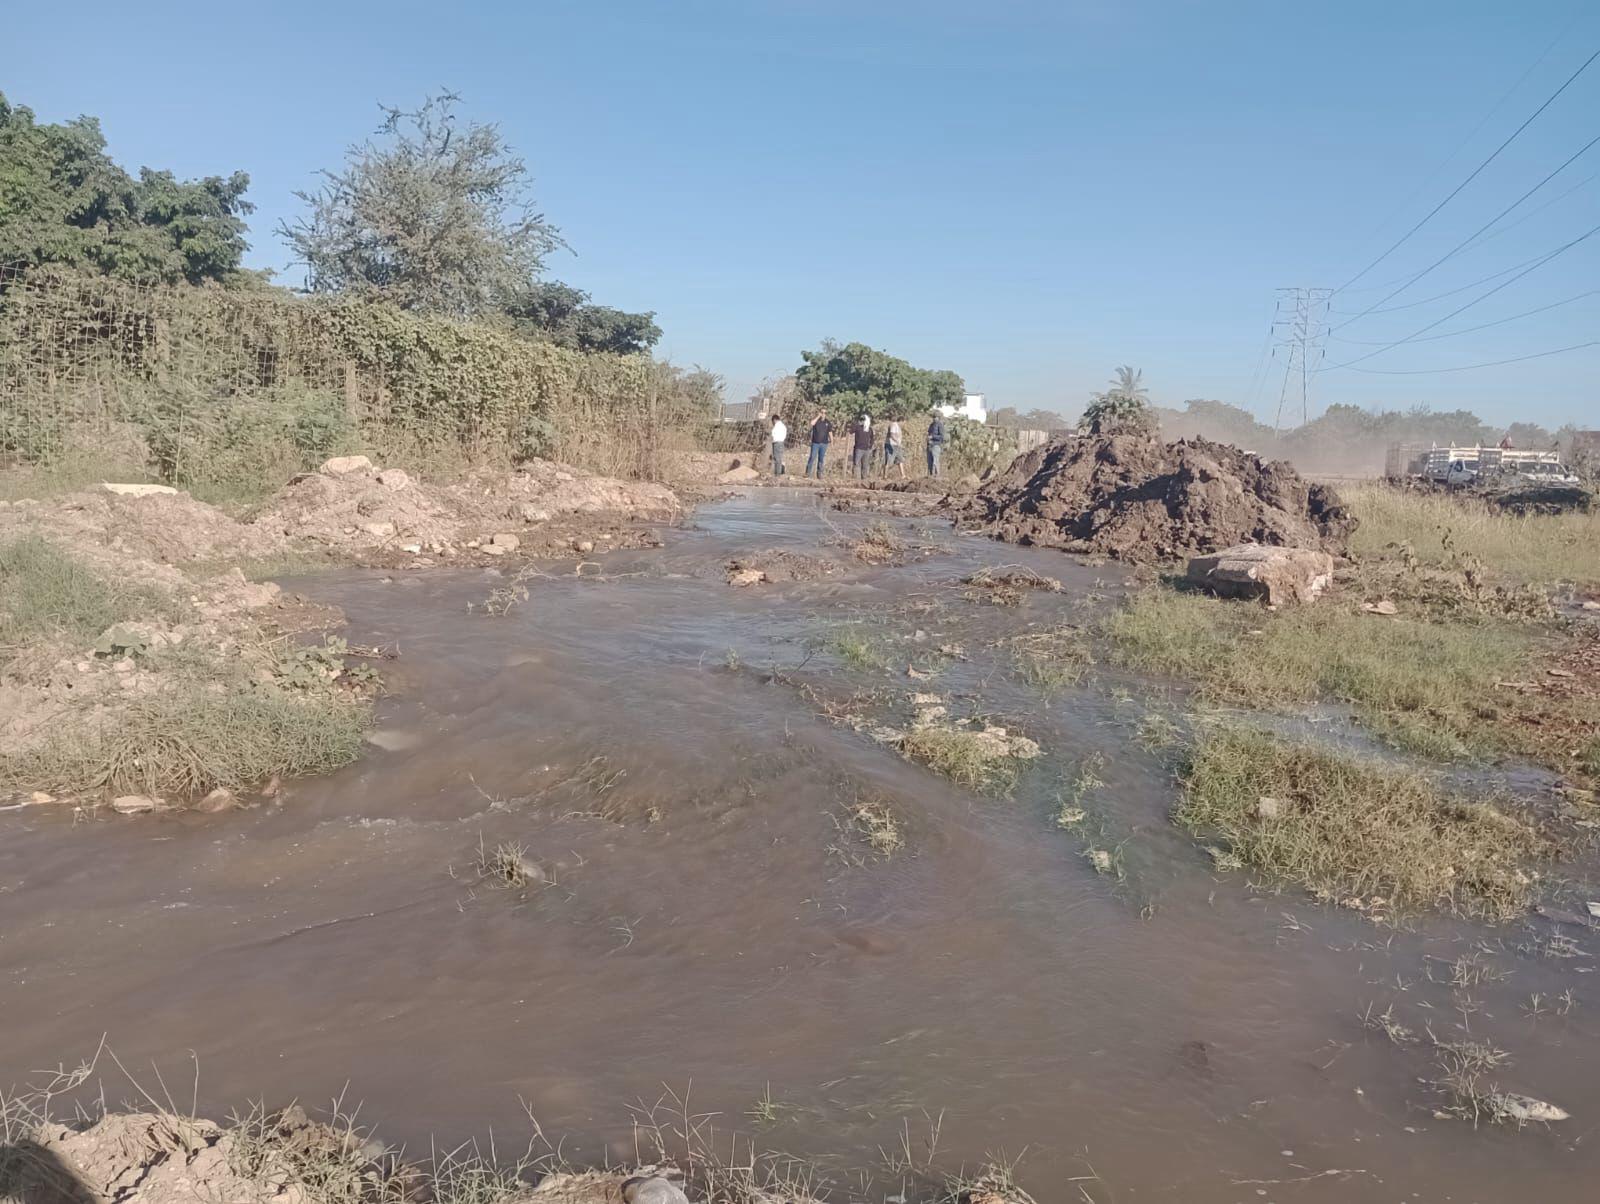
top-left (320, 454), bottom-right (374, 476)
top-left (1187, 543), bottom-right (1335, 606)
top-left (101, 482), bottom-right (178, 497)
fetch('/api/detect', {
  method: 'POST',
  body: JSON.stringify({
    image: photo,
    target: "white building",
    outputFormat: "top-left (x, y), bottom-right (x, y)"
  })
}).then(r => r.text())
top-left (936, 393), bottom-right (988, 423)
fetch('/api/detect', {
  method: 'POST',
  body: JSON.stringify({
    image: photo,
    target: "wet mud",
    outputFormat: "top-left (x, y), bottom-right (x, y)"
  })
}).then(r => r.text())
top-left (2, 492), bottom-right (1596, 1202)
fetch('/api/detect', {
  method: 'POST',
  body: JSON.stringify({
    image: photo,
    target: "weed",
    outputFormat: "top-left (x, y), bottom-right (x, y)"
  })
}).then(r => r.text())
top-left (964, 565), bottom-right (1063, 607)
top-left (1178, 726), bottom-right (1549, 922)
top-left (1055, 755), bottom-right (1105, 828)
top-left (1360, 1001), bottom-right (1418, 1046)
top-left (470, 582), bottom-right (529, 617)
top-left (825, 625), bottom-right (891, 671)
top-left (852, 521), bottom-right (906, 565)
top-left (475, 837), bottom-right (541, 890)
top-left (1430, 1038), bottom-right (1512, 1125)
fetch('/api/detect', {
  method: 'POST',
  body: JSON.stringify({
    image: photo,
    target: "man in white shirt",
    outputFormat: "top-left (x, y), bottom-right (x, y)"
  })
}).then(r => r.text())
top-left (881, 416), bottom-right (906, 479)
top-left (770, 414), bottom-right (788, 476)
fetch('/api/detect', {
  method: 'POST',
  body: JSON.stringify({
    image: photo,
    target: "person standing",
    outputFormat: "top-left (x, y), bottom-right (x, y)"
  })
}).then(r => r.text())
top-left (927, 413), bottom-right (946, 477)
top-left (850, 413), bottom-right (875, 480)
top-left (805, 410), bottom-right (832, 478)
top-left (770, 413), bottom-right (788, 476)
top-left (881, 415), bottom-right (906, 479)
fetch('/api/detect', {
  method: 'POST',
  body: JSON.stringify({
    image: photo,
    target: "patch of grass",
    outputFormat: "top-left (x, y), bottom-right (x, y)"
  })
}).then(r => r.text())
top-left (1179, 725), bottom-right (1549, 921)
top-left (901, 726), bottom-right (1024, 794)
top-left (475, 837), bottom-right (541, 889)
top-left (1010, 624), bottom-right (1094, 694)
top-left (1104, 585), bottom-right (1591, 770)
top-left (825, 624), bottom-right (892, 671)
top-left (848, 797), bottom-right (905, 856)
top-left (0, 535), bottom-right (177, 675)
top-left (0, 684), bottom-right (369, 801)
top-left (1346, 483), bottom-right (1600, 586)
top-left (963, 565), bottom-right (1063, 607)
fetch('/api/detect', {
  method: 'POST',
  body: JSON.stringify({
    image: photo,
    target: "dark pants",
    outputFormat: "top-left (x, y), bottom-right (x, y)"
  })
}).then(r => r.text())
top-left (852, 448), bottom-right (871, 479)
top-left (806, 442), bottom-right (827, 476)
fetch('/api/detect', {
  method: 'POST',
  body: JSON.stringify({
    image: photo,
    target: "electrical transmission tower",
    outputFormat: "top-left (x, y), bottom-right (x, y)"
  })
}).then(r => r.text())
top-left (1271, 287), bottom-right (1332, 431)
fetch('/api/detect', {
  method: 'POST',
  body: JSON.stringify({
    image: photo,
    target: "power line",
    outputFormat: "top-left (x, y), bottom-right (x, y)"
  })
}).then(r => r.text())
top-left (1343, 338), bottom-right (1599, 374)
top-left (1333, 129), bottom-right (1600, 330)
top-left (1456, 169), bottom-right (1596, 254)
top-left (1330, 244), bottom-right (1567, 316)
top-left (1330, 287), bottom-right (1600, 345)
top-left (1332, 45), bottom-right (1600, 295)
top-left (1319, 220), bottom-right (1600, 372)
top-left (1271, 287), bottom-right (1331, 429)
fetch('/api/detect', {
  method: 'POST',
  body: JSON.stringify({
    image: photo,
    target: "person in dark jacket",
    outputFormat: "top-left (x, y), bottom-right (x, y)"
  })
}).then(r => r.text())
top-left (805, 410), bottom-right (832, 477)
top-left (850, 414), bottom-right (875, 480)
top-left (926, 414), bottom-right (946, 477)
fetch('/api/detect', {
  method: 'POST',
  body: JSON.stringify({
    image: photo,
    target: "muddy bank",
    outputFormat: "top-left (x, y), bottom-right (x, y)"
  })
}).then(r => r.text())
top-left (958, 434), bottom-right (1356, 562)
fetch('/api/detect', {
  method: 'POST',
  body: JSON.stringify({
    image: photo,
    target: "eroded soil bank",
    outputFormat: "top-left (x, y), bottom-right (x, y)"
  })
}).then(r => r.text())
top-left (3, 492), bottom-right (1598, 1202)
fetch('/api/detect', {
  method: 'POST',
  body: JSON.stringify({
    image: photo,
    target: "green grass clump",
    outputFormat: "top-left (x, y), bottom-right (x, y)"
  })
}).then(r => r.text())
top-left (1345, 483), bottom-right (1600, 586)
top-left (825, 625), bottom-right (891, 671)
top-left (1179, 725), bottom-right (1547, 922)
top-left (0, 687), bottom-right (369, 800)
top-left (1102, 586), bottom-right (1568, 764)
top-left (0, 535), bottom-right (177, 675)
top-left (900, 727), bottom-right (1021, 794)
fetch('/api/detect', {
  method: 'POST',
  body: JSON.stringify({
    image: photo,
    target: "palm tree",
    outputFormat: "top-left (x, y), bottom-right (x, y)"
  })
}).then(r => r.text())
top-left (1081, 365), bottom-right (1154, 435)
top-left (1107, 365), bottom-right (1148, 404)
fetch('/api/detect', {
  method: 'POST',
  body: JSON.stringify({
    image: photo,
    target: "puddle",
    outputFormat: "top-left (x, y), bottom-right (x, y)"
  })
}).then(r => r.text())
top-left (1, 491), bottom-right (1595, 1200)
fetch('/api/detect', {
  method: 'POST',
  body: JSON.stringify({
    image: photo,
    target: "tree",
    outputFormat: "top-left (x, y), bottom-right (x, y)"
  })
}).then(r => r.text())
top-left (794, 340), bottom-right (965, 418)
top-left (280, 92), bottom-right (562, 316)
top-left (0, 92), bottom-right (252, 285)
top-left (1502, 421), bottom-right (1554, 449)
top-left (502, 280), bottom-right (660, 354)
top-left (1080, 365), bottom-right (1155, 435)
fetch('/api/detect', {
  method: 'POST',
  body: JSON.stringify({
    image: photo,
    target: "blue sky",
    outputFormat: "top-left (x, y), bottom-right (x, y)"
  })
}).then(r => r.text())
top-left (9, 0), bottom-right (1598, 426)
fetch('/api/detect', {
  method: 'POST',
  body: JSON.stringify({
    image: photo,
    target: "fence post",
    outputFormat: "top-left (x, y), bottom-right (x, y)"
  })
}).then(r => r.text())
top-left (343, 361), bottom-right (359, 425)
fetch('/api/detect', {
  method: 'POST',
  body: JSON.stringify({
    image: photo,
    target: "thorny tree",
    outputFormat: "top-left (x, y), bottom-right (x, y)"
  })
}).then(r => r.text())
top-left (280, 91), bottom-right (564, 317)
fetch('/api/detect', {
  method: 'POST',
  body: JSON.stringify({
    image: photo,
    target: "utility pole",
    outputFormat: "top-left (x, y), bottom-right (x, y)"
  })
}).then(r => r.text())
top-left (1271, 287), bottom-right (1332, 431)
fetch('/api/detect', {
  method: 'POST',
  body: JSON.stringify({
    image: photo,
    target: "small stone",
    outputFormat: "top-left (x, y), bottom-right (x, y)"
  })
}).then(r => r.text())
top-left (260, 774), bottom-right (282, 799)
top-left (400, 543), bottom-right (422, 554)
top-left (27, 791), bottom-right (54, 806)
top-left (1490, 1092), bottom-right (1570, 1123)
top-left (320, 454), bottom-right (374, 475)
top-left (375, 468), bottom-right (411, 491)
top-left (481, 544), bottom-right (507, 556)
top-left (194, 788), bottom-right (238, 813)
top-left (1363, 599), bottom-right (1399, 615)
top-left (1548, 667), bottom-right (1576, 678)
top-left (1587, 902), bottom-right (1600, 919)
top-left (111, 795), bottom-right (161, 814)
top-left (1257, 796), bottom-right (1285, 819)
top-left (1579, 599), bottom-right (1600, 611)
top-left (112, 658), bottom-right (135, 673)
top-left (361, 521), bottom-right (396, 539)
top-left (574, 539), bottom-right (595, 555)
top-left (489, 532), bottom-right (521, 551)
top-left (554, 471), bottom-right (575, 483)
top-left (727, 567), bottom-right (766, 586)
top-left (518, 503), bottom-right (552, 523)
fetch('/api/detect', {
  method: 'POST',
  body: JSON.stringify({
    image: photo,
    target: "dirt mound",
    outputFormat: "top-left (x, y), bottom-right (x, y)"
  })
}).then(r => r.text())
top-left (958, 434), bottom-right (1356, 563)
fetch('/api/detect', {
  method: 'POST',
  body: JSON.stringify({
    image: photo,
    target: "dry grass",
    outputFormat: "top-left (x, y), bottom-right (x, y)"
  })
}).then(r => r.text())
top-left (1345, 483), bottom-right (1600, 586)
top-left (1178, 725), bottom-right (1549, 922)
top-left (0, 683), bottom-right (369, 801)
top-left (1009, 624), bottom-right (1094, 694)
top-left (900, 726), bottom-right (1029, 794)
top-left (963, 565), bottom-right (1063, 607)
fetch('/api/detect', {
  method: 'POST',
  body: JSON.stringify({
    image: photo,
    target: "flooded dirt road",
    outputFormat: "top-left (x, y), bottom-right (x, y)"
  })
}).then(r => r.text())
top-left (3, 492), bottom-right (1597, 1201)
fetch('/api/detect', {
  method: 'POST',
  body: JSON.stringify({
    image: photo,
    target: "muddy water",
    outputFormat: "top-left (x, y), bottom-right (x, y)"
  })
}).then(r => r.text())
top-left (3, 491), bottom-right (1597, 1202)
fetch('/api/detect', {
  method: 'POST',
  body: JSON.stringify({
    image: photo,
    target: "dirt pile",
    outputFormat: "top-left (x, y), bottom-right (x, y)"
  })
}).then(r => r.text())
top-left (958, 434), bottom-right (1356, 563)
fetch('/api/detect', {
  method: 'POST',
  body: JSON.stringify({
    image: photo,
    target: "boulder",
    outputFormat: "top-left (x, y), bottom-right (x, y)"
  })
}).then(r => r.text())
top-left (110, 795), bottom-right (162, 814)
top-left (320, 454), bottom-right (374, 476)
top-left (100, 483), bottom-right (178, 497)
top-left (622, 1178), bottom-right (690, 1204)
top-left (489, 532), bottom-right (521, 551)
top-left (719, 465), bottom-right (760, 484)
top-left (1186, 543), bottom-right (1335, 606)
top-left (376, 468), bottom-right (412, 491)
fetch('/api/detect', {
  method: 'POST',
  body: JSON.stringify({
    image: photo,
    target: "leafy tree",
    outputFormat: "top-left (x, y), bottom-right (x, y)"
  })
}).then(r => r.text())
top-left (503, 280), bottom-right (660, 354)
top-left (281, 92), bottom-right (563, 317)
top-left (0, 92), bottom-right (252, 284)
top-left (794, 340), bottom-right (965, 419)
top-left (1502, 421), bottom-right (1554, 449)
top-left (1080, 365), bottom-right (1155, 435)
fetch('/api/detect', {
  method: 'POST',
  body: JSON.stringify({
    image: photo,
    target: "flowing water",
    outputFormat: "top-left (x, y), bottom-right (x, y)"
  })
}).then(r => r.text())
top-left (3, 491), bottom-right (1597, 1202)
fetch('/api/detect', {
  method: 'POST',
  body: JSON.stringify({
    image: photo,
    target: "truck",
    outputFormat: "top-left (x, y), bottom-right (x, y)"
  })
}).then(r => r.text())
top-left (1385, 443), bottom-right (1577, 488)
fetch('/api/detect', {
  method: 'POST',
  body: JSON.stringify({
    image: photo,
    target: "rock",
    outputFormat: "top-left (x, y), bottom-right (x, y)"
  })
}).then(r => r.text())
top-left (480, 543), bottom-right (507, 556)
top-left (1582, 600), bottom-right (1600, 611)
top-left (719, 465), bottom-right (761, 484)
top-left (727, 567), bottom-right (766, 586)
top-left (574, 539), bottom-right (595, 555)
top-left (489, 532), bottom-right (521, 551)
top-left (400, 543), bottom-right (423, 554)
top-left (1587, 901), bottom-right (1600, 919)
top-left (320, 454), bottom-right (374, 475)
top-left (110, 795), bottom-right (161, 814)
top-left (261, 774), bottom-right (282, 799)
top-left (376, 468), bottom-right (412, 491)
top-left (1363, 599), bottom-right (1399, 615)
top-left (1257, 796), bottom-right (1285, 819)
top-left (361, 521), bottom-right (396, 539)
top-left (1187, 543), bottom-right (1336, 606)
top-left (1490, 1092), bottom-right (1570, 1123)
top-left (622, 1177), bottom-right (690, 1204)
top-left (518, 503), bottom-right (552, 523)
top-left (195, 787), bottom-right (238, 813)
top-left (100, 482), bottom-right (178, 497)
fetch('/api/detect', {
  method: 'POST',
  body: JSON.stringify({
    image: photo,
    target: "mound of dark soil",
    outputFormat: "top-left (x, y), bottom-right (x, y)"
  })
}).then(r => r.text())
top-left (958, 434), bottom-right (1356, 563)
